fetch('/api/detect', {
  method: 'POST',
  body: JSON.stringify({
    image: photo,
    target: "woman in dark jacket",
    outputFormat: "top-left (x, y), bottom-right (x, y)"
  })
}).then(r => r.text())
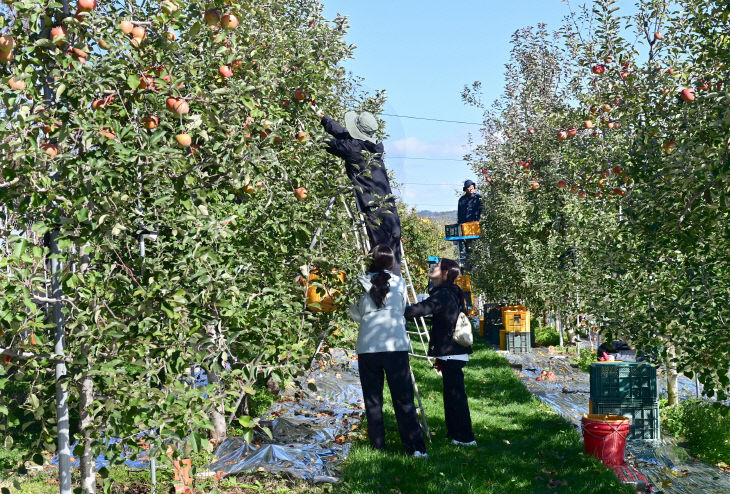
top-left (404, 258), bottom-right (476, 446)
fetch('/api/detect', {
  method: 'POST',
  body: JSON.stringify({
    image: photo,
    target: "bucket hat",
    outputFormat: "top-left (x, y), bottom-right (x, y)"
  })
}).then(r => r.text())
top-left (344, 111), bottom-right (379, 144)
top-left (463, 179), bottom-right (476, 191)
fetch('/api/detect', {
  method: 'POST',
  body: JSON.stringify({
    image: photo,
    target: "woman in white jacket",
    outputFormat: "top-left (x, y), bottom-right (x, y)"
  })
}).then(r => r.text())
top-left (350, 244), bottom-right (427, 457)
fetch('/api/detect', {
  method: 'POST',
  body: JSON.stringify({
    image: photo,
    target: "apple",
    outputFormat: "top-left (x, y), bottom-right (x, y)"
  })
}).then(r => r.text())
top-left (204, 9), bottom-right (220, 26)
top-left (598, 179), bottom-right (607, 189)
top-left (607, 122), bottom-right (616, 129)
top-left (583, 120), bottom-right (594, 129)
top-left (120, 20), bottom-right (134, 34)
top-left (621, 60), bottom-right (631, 69)
top-left (567, 126), bottom-right (577, 137)
top-left (697, 81), bottom-right (709, 91)
top-left (50, 26), bottom-right (67, 45)
top-left (296, 131), bottom-right (309, 142)
top-left (654, 32), bottom-right (663, 40)
top-left (578, 190), bottom-right (587, 198)
top-left (175, 133), bottom-right (191, 147)
top-left (166, 97), bottom-right (189, 115)
top-left (294, 187), bottom-right (308, 200)
top-left (0, 35), bottom-right (14, 53)
top-left (232, 59), bottom-right (243, 70)
top-left (604, 57), bottom-right (613, 63)
top-left (41, 143), bottom-right (58, 158)
top-left (293, 89), bottom-right (306, 101)
top-left (141, 115), bottom-right (159, 130)
top-left (680, 88), bottom-right (695, 101)
top-left (165, 29), bottom-right (177, 41)
top-left (668, 68), bottom-right (675, 75)
top-left (486, 177), bottom-right (493, 183)
top-left (557, 130), bottom-right (568, 141)
top-left (557, 180), bottom-right (567, 189)
top-left (161, 0), bottom-right (178, 14)
top-left (243, 183), bottom-right (255, 195)
top-left (612, 166), bottom-right (623, 175)
top-left (600, 170), bottom-right (610, 178)
top-left (529, 181), bottom-right (539, 190)
top-left (592, 130), bottom-right (601, 138)
top-left (613, 188), bottom-right (626, 197)
top-left (131, 26), bottom-right (146, 39)
top-left (528, 128), bottom-right (535, 135)
top-left (77, 0), bottom-right (96, 11)
top-left (602, 104), bottom-right (612, 112)
top-left (219, 65), bottom-right (233, 78)
top-left (8, 77), bottom-right (25, 90)
top-left (620, 71), bottom-right (629, 80)
top-left (221, 13), bottom-right (238, 29)
top-left (664, 141), bottom-right (676, 154)
top-left (99, 128), bottom-right (116, 140)
top-left (139, 75), bottom-right (155, 90)
top-left (592, 64), bottom-right (606, 74)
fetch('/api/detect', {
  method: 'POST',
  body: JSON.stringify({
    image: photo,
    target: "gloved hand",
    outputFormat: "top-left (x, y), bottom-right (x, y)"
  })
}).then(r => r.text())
top-left (433, 359), bottom-right (443, 373)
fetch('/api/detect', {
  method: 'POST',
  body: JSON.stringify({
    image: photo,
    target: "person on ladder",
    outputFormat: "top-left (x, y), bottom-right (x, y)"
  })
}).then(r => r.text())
top-left (312, 104), bottom-right (403, 275)
top-left (456, 180), bottom-right (482, 269)
top-left (349, 244), bottom-right (428, 457)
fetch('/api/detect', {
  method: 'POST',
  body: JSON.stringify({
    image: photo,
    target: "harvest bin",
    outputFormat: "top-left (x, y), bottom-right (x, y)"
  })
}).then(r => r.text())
top-left (589, 362), bottom-right (658, 403)
top-left (590, 401), bottom-right (660, 441)
top-left (445, 224), bottom-right (460, 238)
top-left (506, 331), bottom-right (530, 353)
top-left (461, 221), bottom-right (481, 236)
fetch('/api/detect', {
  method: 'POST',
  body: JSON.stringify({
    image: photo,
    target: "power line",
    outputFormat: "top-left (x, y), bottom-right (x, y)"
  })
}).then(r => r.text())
top-left (388, 156), bottom-right (466, 162)
top-left (382, 113), bottom-right (483, 126)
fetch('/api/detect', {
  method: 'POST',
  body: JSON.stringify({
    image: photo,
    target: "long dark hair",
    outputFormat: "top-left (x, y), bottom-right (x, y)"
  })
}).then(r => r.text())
top-left (367, 244), bottom-right (395, 308)
top-left (439, 258), bottom-right (461, 283)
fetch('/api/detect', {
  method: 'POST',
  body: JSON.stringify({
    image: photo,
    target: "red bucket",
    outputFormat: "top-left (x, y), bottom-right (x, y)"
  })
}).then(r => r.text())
top-left (581, 414), bottom-right (630, 466)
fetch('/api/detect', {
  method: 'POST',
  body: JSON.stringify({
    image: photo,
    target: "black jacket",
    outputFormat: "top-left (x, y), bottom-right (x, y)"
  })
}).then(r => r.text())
top-left (321, 116), bottom-right (396, 212)
top-left (457, 193), bottom-right (482, 224)
top-left (404, 282), bottom-right (473, 357)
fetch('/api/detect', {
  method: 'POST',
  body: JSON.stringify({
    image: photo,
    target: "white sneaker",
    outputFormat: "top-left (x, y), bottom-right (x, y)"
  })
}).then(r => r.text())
top-left (412, 450), bottom-right (428, 458)
top-left (451, 439), bottom-right (477, 447)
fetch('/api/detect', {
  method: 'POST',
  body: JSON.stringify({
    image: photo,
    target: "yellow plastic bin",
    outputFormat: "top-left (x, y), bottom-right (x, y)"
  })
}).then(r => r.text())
top-left (479, 318), bottom-right (485, 336)
top-left (461, 221), bottom-right (482, 236)
top-left (499, 330), bottom-right (506, 350)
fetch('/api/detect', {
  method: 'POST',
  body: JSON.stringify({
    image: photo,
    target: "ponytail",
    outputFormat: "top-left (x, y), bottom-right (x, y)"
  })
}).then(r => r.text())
top-left (369, 271), bottom-right (392, 309)
top-left (367, 244), bottom-right (395, 309)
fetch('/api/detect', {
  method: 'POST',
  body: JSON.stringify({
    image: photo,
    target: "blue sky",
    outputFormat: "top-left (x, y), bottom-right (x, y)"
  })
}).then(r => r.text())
top-left (321, 0), bottom-right (629, 212)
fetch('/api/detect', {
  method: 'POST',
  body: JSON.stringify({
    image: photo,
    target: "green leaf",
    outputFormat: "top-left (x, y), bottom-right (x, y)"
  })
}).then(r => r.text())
top-left (127, 74), bottom-right (140, 90)
top-left (238, 415), bottom-right (254, 428)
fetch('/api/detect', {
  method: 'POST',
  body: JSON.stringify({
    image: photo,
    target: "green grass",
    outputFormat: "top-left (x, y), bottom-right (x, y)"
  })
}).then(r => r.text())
top-left (3, 341), bottom-right (634, 493)
top-left (334, 340), bottom-right (634, 494)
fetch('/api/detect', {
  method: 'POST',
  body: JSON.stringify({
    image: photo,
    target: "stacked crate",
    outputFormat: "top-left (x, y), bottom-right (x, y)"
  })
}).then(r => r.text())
top-left (589, 362), bottom-right (660, 441)
top-left (483, 303), bottom-right (502, 345)
top-left (500, 305), bottom-right (531, 352)
top-left (445, 224), bottom-right (461, 238)
top-left (461, 221), bottom-right (481, 237)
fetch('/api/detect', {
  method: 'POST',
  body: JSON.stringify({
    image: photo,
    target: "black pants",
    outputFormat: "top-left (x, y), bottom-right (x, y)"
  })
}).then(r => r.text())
top-left (439, 359), bottom-right (475, 443)
top-left (364, 205), bottom-right (402, 276)
top-left (358, 351), bottom-right (426, 454)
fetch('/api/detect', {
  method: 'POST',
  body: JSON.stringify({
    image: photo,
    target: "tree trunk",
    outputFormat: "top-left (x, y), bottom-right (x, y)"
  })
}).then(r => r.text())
top-left (666, 342), bottom-right (679, 406)
top-left (556, 311), bottom-right (564, 347)
top-left (206, 368), bottom-right (227, 445)
top-left (79, 368), bottom-right (95, 493)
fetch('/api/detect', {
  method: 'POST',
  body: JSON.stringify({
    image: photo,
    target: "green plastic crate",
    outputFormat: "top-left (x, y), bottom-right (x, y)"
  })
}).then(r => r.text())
top-left (506, 331), bottom-right (530, 353)
top-left (589, 362), bottom-right (658, 403)
top-left (591, 400), bottom-right (660, 441)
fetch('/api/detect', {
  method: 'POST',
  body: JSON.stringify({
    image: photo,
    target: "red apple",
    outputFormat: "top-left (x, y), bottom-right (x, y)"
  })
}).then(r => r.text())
top-left (578, 190), bottom-right (587, 198)
top-left (557, 131), bottom-right (568, 141)
top-left (0, 35), bottom-right (15, 53)
top-left (296, 131), bottom-right (309, 142)
top-left (481, 169), bottom-right (489, 175)
top-left (612, 166), bottom-right (623, 175)
top-left (697, 81), bottom-right (709, 91)
top-left (51, 26), bottom-right (67, 45)
top-left (613, 188), bottom-right (625, 197)
top-left (8, 77), bottom-right (25, 90)
top-left (120, 20), bottom-right (133, 34)
top-left (557, 180), bottom-right (567, 189)
top-left (293, 89), bottom-right (306, 101)
top-left (592, 64), bottom-right (606, 74)
top-left (219, 65), bottom-right (233, 78)
top-left (131, 26), bottom-right (146, 40)
top-left (528, 128), bottom-right (535, 135)
top-left (141, 115), bottom-right (159, 130)
top-left (680, 88), bottom-right (695, 101)
top-left (294, 187), bottom-right (308, 201)
top-left (600, 170), bottom-right (610, 178)
top-left (583, 120), bottom-right (594, 129)
top-left (41, 143), bottom-right (58, 158)
top-left (620, 71), bottom-right (629, 80)
top-left (664, 141), bottom-right (676, 154)
top-left (654, 32), bottom-right (663, 40)
top-left (77, 0), bottom-right (96, 11)
top-left (567, 126), bottom-right (577, 137)
top-left (668, 68), bottom-right (675, 75)
top-left (604, 57), bottom-right (613, 64)
top-left (221, 13), bottom-right (238, 29)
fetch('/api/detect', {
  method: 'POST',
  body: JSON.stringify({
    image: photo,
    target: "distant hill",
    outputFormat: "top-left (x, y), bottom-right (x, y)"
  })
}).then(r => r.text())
top-left (417, 210), bottom-right (457, 225)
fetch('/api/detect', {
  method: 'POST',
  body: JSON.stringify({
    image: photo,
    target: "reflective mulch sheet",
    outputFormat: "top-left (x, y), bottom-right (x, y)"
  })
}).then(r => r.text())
top-left (208, 348), bottom-right (363, 483)
top-left (501, 349), bottom-right (730, 494)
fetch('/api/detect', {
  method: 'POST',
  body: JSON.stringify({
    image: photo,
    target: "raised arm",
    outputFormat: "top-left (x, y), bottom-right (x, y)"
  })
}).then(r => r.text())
top-left (404, 295), bottom-right (440, 319)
